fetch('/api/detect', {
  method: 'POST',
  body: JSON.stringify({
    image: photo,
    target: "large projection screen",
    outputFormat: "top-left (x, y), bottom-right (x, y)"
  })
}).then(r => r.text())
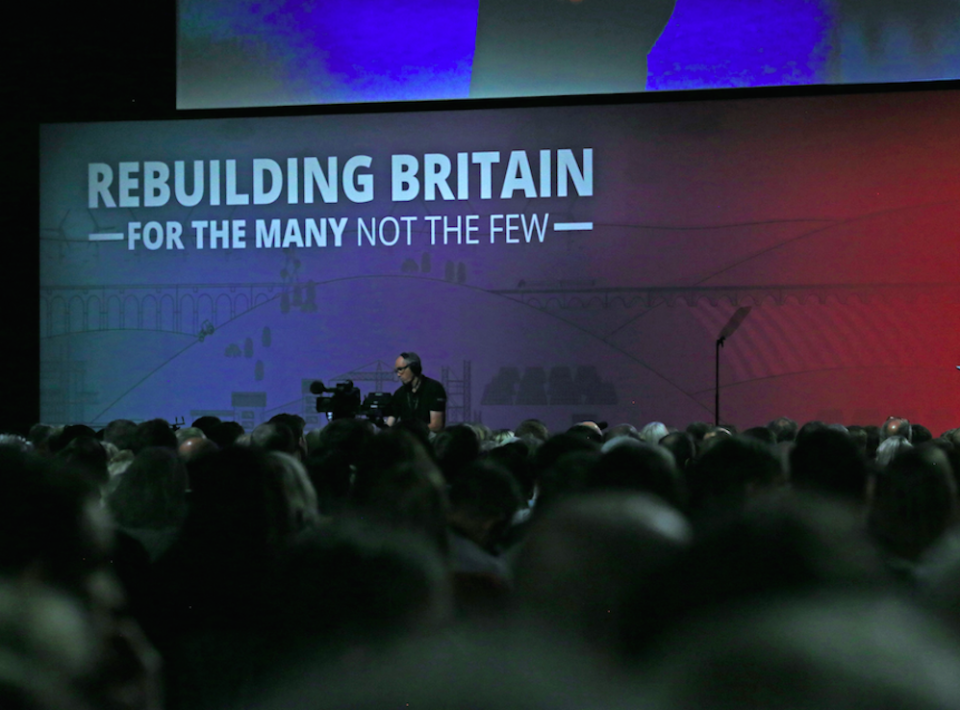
top-left (41, 88), bottom-right (960, 434)
top-left (178, 0), bottom-right (960, 109)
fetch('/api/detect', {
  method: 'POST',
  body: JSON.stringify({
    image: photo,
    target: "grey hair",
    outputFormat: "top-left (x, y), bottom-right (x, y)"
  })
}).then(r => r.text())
top-left (876, 436), bottom-right (912, 467)
top-left (267, 452), bottom-right (320, 530)
top-left (0, 435), bottom-right (33, 453)
top-left (639, 421), bottom-right (670, 445)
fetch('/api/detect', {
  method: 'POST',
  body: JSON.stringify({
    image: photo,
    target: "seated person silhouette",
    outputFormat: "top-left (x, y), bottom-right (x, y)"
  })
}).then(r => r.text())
top-left (470, 0), bottom-right (677, 98)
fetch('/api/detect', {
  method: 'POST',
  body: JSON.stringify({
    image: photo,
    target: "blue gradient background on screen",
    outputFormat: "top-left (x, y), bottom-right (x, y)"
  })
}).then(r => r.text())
top-left (178, 0), bottom-right (960, 108)
top-left (178, 0), bottom-right (480, 105)
top-left (646, 0), bottom-right (833, 90)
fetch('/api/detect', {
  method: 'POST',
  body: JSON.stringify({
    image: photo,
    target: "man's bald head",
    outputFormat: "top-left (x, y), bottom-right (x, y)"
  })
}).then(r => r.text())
top-left (178, 436), bottom-right (219, 462)
top-left (881, 417), bottom-right (912, 442)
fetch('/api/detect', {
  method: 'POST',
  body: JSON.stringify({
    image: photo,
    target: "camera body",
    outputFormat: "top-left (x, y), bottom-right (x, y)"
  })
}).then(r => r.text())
top-left (310, 380), bottom-right (392, 423)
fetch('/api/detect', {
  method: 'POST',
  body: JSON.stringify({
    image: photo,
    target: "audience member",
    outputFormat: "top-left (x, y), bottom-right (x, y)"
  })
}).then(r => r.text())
top-left (107, 449), bottom-right (135, 483)
top-left (513, 492), bottom-right (690, 658)
top-left (433, 424), bottom-right (481, 485)
top-left (912, 423), bottom-right (934, 445)
top-left (698, 425), bottom-right (732, 453)
top-left (638, 421), bottom-right (669, 445)
top-left (685, 436), bottom-right (785, 518)
top-left (589, 440), bottom-right (686, 511)
top-left (0, 448), bottom-right (162, 710)
top-left (876, 435), bottom-right (912, 467)
top-left (741, 425), bottom-right (776, 445)
top-left (390, 418), bottom-right (432, 451)
top-left (867, 444), bottom-right (958, 574)
top-left (173, 427), bottom-right (205, 445)
top-left (264, 520), bottom-right (452, 661)
top-left (206, 420), bottom-right (245, 449)
top-left (530, 434), bottom-right (601, 513)
top-left (129, 420), bottom-right (177, 454)
top-left (795, 419), bottom-right (827, 444)
top-left (189, 416), bottom-right (221, 439)
top-left (789, 427), bottom-right (869, 503)
top-left (177, 436), bottom-right (217, 463)
top-left (863, 424), bottom-right (882, 459)
top-left (684, 421), bottom-right (710, 445)
top-left (0, 433), bottom-right (33, 453)
top-left (103, 419), bottom-right (138, 452)
top-left (658, 431), bottom-right (696, 473)
top-left (0, 577), bottom-right (98, 710)
top-left (881, 416), bottom-right (912, 442)
top-left (302, 418), bottom-right (374, 515)
top-left (930, 437), bottom-right (960, 493)
top-left (51, 424), bottom-right (98, 454)
top-left (846, 424), bottom-right (869, 459)
top-left (446, 460), bottom-right (523, 615)
top-left (27, 423), bottom-right (55, 457)
top-left (106, 447), bottom-right (189, 561)
top-left (482, 428), bottom-right (518, 451)
top-left (314, 417), bottom-right (376, 463)
top-left (515, 418), bottom-right (550, 443)
top-left (56, 435), bottom-right (109, 488)
top-left (268, 413), bottom-right (307, 460)
top-left (143, 447), bottom-right (321, 636)
top-left (648, 594), bottom-right (960, 710)
top-left (466, 423), bottom-right (492, 448)
top-left (766, 416), bottom-right (798, 443)
top-left (482, 440), bottom-right (535, 508)
top-left (252, 625), bottom-right (628, 710)
top-left (603, 423), bottom-right (639, 444)
top-left (567, 422), bottom-right (604, 444)
top-left (447, 460), bottom-right (523, 575)
top-left (250, 421), bottom-right (298, 455)
top-left (618, 493), bottom-right (891, 660)
top-left (351, 429), bottom-right (449, 555)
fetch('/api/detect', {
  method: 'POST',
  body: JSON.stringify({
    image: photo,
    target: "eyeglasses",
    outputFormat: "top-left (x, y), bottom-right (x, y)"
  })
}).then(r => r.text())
top-left (395, 365), bottom-right (410, 374)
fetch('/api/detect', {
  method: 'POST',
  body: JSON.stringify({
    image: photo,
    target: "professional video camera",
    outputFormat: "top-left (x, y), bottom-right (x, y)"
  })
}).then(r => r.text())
top-left (310, 380), bottom-right (393, 424)
top-left (359, 391), bottom-right (393, 425)
top-left (310, 380), bottom-right (360, 420)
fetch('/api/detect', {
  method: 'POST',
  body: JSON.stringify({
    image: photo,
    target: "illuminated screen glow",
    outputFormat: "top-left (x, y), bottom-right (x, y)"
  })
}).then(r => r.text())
top-left (42, 89), bottom-right (960, 433)
top-left (178, 0), bottom-right (960, 109)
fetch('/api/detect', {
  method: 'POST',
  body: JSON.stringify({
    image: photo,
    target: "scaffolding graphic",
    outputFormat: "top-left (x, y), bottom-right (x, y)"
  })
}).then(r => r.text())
top-left (442, 360), bottom-right (476, 424)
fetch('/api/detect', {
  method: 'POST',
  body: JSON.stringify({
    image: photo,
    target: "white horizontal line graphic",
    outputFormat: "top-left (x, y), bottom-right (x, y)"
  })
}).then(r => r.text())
top-left (553, 222), bottom-right (593, 232)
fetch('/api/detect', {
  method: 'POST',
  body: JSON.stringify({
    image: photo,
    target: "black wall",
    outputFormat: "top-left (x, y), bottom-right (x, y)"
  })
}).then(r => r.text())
top-left (3, 4), bottom-right (175, 433)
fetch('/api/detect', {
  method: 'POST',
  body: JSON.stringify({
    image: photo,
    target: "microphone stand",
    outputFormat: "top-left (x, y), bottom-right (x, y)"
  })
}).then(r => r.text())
top-left (714, 307), bottom-right (751, 428)
top-left (715, 336), bottom-right (725, 426)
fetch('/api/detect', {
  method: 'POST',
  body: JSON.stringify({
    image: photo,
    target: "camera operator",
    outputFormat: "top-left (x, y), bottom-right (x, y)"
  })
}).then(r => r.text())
top-left (383, 352), bottom-right (447, 433)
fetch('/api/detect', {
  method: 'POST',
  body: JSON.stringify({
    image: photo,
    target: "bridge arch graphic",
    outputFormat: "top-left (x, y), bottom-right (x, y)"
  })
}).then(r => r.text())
top-left (40, 283), bottom-right (288, 338)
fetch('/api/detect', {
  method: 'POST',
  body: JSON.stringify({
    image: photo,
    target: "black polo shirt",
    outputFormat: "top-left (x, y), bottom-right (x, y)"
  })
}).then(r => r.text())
top-left (389, 376), bottom-right (447, 425)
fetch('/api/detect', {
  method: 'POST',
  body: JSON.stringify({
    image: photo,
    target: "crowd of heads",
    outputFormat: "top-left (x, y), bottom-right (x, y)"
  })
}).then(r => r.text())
top-left (4, 410), bottom-right (960, 708)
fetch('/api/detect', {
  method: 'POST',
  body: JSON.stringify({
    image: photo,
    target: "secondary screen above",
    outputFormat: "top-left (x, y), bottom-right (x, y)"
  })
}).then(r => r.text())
top-left (178, 0), bottom-right (960, 109)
